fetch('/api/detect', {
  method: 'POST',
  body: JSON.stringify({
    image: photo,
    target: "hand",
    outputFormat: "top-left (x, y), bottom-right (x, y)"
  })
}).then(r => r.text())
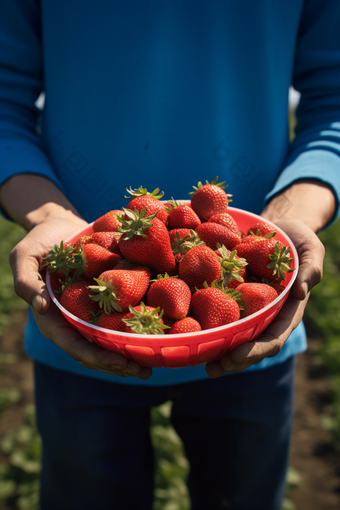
top-left (10, 213), bottom-right (152, 380)
top-left (205, 218), bottom-right (325, 378)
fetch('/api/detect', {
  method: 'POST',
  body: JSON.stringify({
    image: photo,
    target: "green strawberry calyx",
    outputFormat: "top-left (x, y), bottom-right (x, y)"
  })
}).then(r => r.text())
top-left (150, 273), bottom-right (178, 282)
top-left (171, 230), bottom-right (205, 256)
top-left (117, 207), bottom-right (157, 240)
top-left (88, 278), bottom-right (123, 313)
top-left (189, 176), bottom-right (228, 193)
top-left (248, 229), bottom-right (276, 239)
top-left (267, 242), bottom-right (294, 282)
top-left (122, 302), bottom-right (170, 334)
top-left (41, 241), bottom-right (77, 275)
top-left (189, 176), bottom-right (233, 202)
top-left (202, 280), bottom-right (245, 311)
top-left (88, 310), bottom-right (103, 325)
top-left (217, 244), bottom-right (248, 285)
top-left (125, 186), bottom-right (164, 200)
top-left (164, 198), bottom-right (182, 213)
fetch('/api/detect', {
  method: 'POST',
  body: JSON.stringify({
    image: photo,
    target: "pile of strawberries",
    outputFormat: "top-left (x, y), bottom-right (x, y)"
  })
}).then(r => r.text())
top-left (44, 178), bottom-right (294, 335)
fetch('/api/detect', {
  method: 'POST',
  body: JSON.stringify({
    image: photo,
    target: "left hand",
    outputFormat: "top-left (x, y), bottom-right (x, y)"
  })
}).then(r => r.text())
top-left (205, 218), bottom-right (325, 378)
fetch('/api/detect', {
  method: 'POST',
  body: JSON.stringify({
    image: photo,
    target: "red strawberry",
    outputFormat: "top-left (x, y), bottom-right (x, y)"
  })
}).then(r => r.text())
top-left (247, 221), bottom-right (276, 238)
top-left (195, 222), bottom-right (241, 251)
top-left (179, 245), bottom-right (221, 292)
top-left (118, 208), bottom-right (176, 273)
top-left (249, 276), bottom-right (286, 296)
top-left (215, 245), bottom-right (248, 289)
top-left (162, 315), bottom-right (176, 332)
top-left (169, 317), bottom-right (202, 334)
top-left (75, 232), bottom-right (121, 254)
top-left (93, 210), bottom-right (123, 232)
top-left (59, 281), bottom-right (99, 322)
top-left (235, 283), bottom-right (278, 317)
top-left (96, 311), bottom-right (130, 332)
top-left (207, 212), bottom-right (239, 234)
top-left (190, 286), bottom-right (240, 330)
top-left (72, 244), bottom-right (122, 280)
top-left (234, 239), bottom-right (294, 282)
top-left (189, 177), bottom-right (232, 221)
top-left (166, 199), bottom-right (201, 230)
top-left (122, 302), bottom-right (169, 334)
top-left (147, 274), bottom-right (191, 320)
top-left (125, 186), bottom-right (168, 225)
top-left (88, 267), bottom-right (150, 313)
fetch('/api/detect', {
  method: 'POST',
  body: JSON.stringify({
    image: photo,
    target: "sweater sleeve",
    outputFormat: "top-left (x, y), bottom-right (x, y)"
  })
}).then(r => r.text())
top-left (265, 0), bottom-right (340, 223)
top-left (0, 0), bottom-right (65, 214)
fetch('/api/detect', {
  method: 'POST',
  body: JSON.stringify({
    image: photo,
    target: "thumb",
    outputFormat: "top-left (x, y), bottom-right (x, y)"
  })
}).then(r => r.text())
top-left (292, 237), bottom-right (325, 300)
top-left (9, 241), bottom-right (51, 314)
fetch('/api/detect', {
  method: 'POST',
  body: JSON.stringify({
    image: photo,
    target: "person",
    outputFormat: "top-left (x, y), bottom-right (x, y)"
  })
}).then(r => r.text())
top-left (0, 1), bottom-right (339, 509)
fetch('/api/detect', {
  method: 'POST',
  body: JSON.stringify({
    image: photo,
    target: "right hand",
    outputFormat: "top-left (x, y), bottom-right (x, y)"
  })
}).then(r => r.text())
top-left (10, 213), bottom-right (153, 380)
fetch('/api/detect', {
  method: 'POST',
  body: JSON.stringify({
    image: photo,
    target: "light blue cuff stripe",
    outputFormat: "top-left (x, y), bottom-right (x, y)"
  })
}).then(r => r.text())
top-left (264, 149), bottom-right (340, 227)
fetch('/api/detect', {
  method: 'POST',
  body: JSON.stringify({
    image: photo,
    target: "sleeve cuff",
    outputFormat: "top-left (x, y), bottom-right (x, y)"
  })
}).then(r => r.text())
top-left (0, 137), bottom-right (65, 219)
top-left (264, 149), bottom-right (340, 228)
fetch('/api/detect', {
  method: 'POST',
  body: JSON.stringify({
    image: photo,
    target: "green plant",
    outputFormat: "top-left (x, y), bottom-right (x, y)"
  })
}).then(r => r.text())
top-left (0, 216), bottom-right (26, 335)
top-left (0, 406), bottom-right (41, 510)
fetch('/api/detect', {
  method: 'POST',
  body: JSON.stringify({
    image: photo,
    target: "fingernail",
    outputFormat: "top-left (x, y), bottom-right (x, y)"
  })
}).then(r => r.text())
top-left (31, 295), bottom-right (43, 313)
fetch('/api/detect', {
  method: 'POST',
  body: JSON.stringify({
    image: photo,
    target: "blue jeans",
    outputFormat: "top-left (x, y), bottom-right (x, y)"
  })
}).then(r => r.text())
top-left (34, 356), bottom-right (295, 510)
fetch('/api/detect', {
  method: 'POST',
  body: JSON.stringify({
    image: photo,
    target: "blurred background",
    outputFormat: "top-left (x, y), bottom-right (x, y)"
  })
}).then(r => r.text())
top-left (1, 91), bottom-right (340, 510)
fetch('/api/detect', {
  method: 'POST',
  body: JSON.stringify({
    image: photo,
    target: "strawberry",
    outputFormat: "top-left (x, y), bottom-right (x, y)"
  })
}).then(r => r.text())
top-left (88, 267), bottom-right (150, 313)
top-left (74, 232), bottom-right (121, 254)
top-left (234, 238), bottom-right (294, 282)
top-left (122, 302), bottom-right (169, 334)
top-left (96, 311), bottom-right (130, 332)
top-left (125, 186), bottom-right (168, 225)
top-left (169, 228), bottom-right (205, 257)
top-left (189, 176), bottom-right (232, 221)
top-left (71, 244), bottom-right (122, 280)
top-left (59, 281), bottom-right (99, 322)
top-left (179, 245), bottom-right (222, 292)
top-left (93, 210), bottom-right (123, 232)
top-left (249, 276), bottom-right (286, 296)
top-left (118, 208), bottom-right (176, 273)
top-left (195, 222), bottom-right (241, 251)
top-left (235, 283), bottom-right (278, 317)
top-left (166, 199), bottom-right (201, 230)
top-left (190, 285), bottom-right (240, 330)
top-left (147, 274), bottom-right (191, 320)
top-left (247, 221), bottom-right (276, 238)
top-left (215, 244), bottom-right (248, 289)
top-left (169, 317), bottom-right (202, 334)
top-left (162, 315), bottom-right (176, 332)
top-left (207, 212), bottom-right (239, 234)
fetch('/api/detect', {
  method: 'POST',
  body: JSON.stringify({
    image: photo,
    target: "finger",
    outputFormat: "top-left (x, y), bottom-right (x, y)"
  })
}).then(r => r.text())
top-left (31, 304), bottom-right (152, 379)
top-left (10, 241), bottom-right (51, 314)
top-left (206, 294), bottom-right (308, 378)
top-left (292, 236), bottom-right (325, 300)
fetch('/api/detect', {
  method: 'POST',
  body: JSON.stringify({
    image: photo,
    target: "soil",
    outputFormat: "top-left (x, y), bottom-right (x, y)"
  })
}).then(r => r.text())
top-left (1, 313), bottom-right (340, 509)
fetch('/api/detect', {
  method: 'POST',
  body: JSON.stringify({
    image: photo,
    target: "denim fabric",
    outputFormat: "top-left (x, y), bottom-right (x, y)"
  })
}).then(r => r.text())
top-left (35, 356), bottom-right (295, 510)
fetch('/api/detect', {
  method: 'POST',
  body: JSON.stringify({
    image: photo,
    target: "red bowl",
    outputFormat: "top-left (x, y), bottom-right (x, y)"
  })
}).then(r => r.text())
top-left (46, 207), bottom-right (298, 368)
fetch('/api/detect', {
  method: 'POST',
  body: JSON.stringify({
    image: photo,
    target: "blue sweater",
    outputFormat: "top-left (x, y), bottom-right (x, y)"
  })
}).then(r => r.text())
top-left (1, 0), bottom-right (340, 386)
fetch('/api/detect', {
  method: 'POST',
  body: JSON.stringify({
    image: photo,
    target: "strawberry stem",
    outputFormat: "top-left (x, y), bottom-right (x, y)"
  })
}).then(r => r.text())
top-left (125, 186), bottom-right (164, 200)
top-left (117, 208), bottom-right (157, 240)
top-left (88, 278), bottom-right (123, 313)
top-left (122, 302), bottom-right (170, 334)
top-left (267, 242), bottom-right (294, 282)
